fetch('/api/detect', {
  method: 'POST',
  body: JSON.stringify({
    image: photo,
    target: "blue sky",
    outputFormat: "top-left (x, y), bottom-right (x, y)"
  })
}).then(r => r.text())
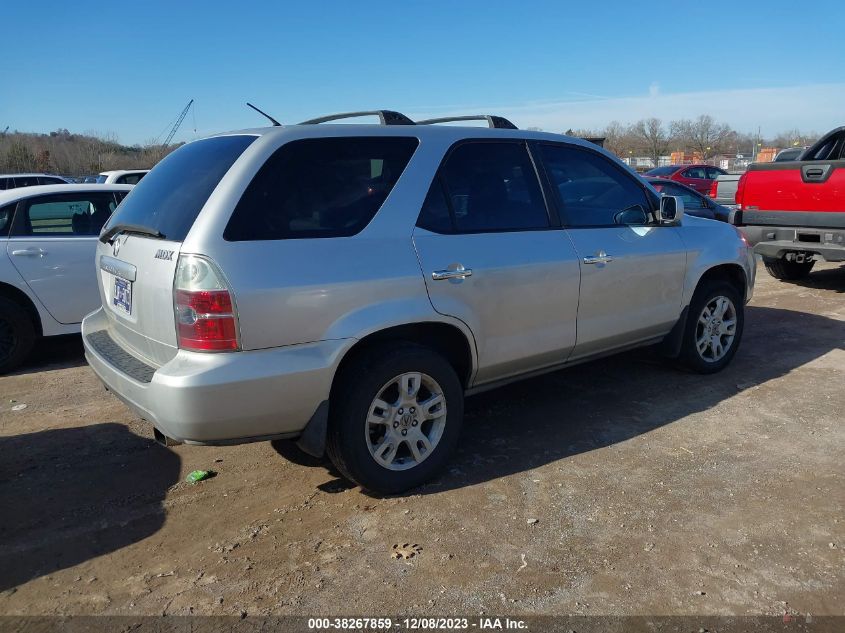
top-left (2, 0), bottom-right (843, 144)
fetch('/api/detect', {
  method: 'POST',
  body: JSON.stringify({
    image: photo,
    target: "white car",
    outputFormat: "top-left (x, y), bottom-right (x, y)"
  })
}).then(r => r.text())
top-left (0, 173), bottom-right (69, 190)
top-left (96, 170), bottom-right (149, 185)
top-left (0, 183), bottom-right (133, 371)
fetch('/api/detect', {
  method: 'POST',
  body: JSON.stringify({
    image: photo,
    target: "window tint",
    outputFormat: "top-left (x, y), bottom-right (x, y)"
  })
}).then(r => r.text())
top-left (117, 173), bottom-right (146, 185)
top-left (104, 135), bottom-right (257, 242)
top-left (436, 142), bottom-right (548, 232)
top-left (683, 167), bottom-right (707, 179)
top-left (416, 180), bottom-right (454, 233)
top-left (645, 166), bottom-right (680, 177)
top-left (540, 144), bottom-right (650, 227)
top-left (705, 167), bottom-right (723, 179)
top-left (13, 176), bottom-right (40, 188)
top-left (225, 137), bottom-right (418, 241)
top-left (37, 176), bottom-right (65, 185)
top-left (0, 203), bottom-right (14, 235)
top-left (17, 193), bottom-right (118, 236)
top-left (653, 182), bottom-right (704, 209)
top-left (0, 178), bottom-right (9, 190)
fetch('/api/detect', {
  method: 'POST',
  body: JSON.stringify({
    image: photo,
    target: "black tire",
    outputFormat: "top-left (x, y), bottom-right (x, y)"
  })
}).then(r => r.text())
top-left (326, 343), bottom-right (464, 495)
top-left (678, 280), bottom-right (744, 374)
top-left (0, 296), bottom-right (36, 374)
top-left (763, 257), bottom-right (815, 280)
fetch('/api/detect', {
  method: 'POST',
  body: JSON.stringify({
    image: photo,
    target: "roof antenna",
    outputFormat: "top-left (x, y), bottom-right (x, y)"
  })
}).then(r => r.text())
top-left (246, 102), bottom-right (281, 126)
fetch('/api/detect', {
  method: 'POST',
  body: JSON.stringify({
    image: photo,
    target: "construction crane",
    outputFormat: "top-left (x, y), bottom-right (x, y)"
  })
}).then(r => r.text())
top-left (160, 99), bottom-right (194, 147)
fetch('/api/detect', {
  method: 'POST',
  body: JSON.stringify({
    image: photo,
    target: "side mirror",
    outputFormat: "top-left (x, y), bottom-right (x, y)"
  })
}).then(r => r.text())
top-left (659, 196), bottom-right (684, 225)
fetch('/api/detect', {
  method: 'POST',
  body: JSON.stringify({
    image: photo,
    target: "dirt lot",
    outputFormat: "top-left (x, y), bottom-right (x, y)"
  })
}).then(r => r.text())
top-left (1, 261), bottom-right (843, 618)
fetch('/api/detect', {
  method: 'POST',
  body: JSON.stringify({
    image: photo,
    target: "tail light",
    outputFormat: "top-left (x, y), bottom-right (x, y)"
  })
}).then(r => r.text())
top-left (735, 172), bottom-right (748, 209)
top-left (708, 180), bottom-right (718, 198)
top-left (174, 255), bottom-right (239, 352)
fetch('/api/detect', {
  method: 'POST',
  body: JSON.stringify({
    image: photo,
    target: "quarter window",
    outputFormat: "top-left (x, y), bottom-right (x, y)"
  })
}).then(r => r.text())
top-left (540, 144), bottom-right (651, 227)
top-left (225, 137), bottom-right (418, 241)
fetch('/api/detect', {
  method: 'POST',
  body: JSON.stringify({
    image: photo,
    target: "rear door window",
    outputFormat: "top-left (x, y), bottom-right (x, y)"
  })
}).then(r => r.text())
top-left (225, 137), bottom-right (418, 241)
top-left (705, 167), bottom-right (723, 179)
top-left (103, 135), bottom-right (257, 242)
top-left (13, 192), bottom-right (119, 236)
top-left (417, 141), bottom-right (549, 233)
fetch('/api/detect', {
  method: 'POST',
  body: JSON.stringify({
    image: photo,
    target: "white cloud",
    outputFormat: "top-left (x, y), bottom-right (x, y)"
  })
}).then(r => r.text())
top-left (414, 83), bottom-right (845, 135)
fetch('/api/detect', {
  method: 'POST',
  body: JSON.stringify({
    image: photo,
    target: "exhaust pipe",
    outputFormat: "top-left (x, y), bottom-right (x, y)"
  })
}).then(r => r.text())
top-left (153, 427), bottom-right (182, 447)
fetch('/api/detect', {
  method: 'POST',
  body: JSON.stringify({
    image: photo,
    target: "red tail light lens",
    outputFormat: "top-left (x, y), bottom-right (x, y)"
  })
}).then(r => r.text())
top-left (708, 180), bottom-right (718, 198)
top-left (735, 172), bottom-right (748, 209)
top-left (174, 255), bottom-right (239, 352)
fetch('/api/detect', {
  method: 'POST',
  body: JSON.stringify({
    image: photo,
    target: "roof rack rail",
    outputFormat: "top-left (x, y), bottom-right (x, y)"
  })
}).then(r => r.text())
top-left (299, 110), bottom-right (415, 126)
top-left (416, 115), bottom-right (518, 130)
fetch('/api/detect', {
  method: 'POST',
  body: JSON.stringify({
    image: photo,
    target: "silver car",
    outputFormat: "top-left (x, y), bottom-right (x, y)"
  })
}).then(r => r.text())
top-left (82, 111), bottom-right (755, 493)
top-left (0, 184), bottom-right (133, 372)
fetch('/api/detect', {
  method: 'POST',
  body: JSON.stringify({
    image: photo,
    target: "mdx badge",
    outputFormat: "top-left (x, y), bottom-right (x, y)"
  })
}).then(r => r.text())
top-left (155, 249), bottom-right (175, 261)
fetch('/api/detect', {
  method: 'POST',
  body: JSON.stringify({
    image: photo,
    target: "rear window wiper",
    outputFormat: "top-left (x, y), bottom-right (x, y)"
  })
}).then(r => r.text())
top-left (99, 223), bottom-right (166, 244)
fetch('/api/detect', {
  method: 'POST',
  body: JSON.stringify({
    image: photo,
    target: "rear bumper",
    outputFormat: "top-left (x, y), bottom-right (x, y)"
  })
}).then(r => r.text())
top-left (82, 307), bottom-right (351, 444)
top-left (741, 225), bottom-right (845, 262)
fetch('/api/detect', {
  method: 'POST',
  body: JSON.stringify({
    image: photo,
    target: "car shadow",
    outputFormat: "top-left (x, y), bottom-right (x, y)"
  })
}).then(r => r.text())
top-left (789, 264), bottom-right (845, 293)
top-left (340, 305), bottom-right (839, 497)
top-left (0, 423), bottom-right (180, 591)
top-left (10, 334), bottom-right (87, 377)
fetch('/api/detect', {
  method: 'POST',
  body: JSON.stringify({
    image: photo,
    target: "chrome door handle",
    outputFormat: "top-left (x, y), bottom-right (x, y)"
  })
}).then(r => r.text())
top-left (11, 248), bottom-right (47, 257)
top-left (432, 265), bottom-right (472, 281)
top-left (583, 251), bottom-right (613, 265)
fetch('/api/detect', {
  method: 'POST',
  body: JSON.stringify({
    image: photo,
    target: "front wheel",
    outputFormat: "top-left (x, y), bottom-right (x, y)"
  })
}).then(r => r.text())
top-left (678, 281), bottom-right (744, 374)
top-left (763, 257), bottom-right (814, 280)
top-left (326, 344), bottom-right (463, 494)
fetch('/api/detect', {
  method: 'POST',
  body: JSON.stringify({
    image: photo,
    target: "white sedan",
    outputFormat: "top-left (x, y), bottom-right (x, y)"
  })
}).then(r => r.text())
top-left (0, 183), bottom-right (133, 372)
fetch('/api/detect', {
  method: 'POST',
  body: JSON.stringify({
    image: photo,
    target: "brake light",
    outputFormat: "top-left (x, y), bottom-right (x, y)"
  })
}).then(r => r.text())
top-left (174, 255), bottom-right (239, 352)
top-left (735, 172), bottom-right (748, 209)
top-left (708, 180), bottom-right (718, 198)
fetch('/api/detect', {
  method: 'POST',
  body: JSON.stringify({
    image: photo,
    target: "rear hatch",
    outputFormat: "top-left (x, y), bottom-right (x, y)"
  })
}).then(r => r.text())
top-left (96, 134), bottom-right (257, 366)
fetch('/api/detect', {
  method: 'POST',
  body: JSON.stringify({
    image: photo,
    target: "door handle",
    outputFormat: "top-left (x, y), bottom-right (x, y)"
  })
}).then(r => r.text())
top-left (583, 251), bottom-right (613, 265)
top-left (11, 248), bottom-right (47, 257)
top-left (432, 265), bottom-right (472, 281)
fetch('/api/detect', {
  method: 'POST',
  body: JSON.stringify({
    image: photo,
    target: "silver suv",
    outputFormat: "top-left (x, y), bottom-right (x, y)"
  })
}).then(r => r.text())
top-left (83, 111), bottom-right (755, 493)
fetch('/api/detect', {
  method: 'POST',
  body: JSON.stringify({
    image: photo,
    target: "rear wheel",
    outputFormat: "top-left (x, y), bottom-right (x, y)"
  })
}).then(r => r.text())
top-left (678, 281), bottom-right (744, 374)
top-left (326, 344), bottom-right (463, 494)
top-left (0, 297), bottom-right (36, 374)
top-left (763, 257), bottom-right (815, 280)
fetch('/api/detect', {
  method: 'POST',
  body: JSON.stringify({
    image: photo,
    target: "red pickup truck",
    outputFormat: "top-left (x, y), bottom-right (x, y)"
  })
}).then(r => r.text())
top-left (734, 126), bottom-right (845, 280)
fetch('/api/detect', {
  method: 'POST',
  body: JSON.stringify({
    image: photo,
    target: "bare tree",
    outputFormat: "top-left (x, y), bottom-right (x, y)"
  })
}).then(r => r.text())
top-left (670, 115), bottom-right (733, 160)
top-left (631, 118), bottom-right (670, 168)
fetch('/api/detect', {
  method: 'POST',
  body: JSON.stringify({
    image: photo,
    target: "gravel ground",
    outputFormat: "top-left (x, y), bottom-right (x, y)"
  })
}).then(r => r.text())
top-left (1, 260), bottom-right (843, 617)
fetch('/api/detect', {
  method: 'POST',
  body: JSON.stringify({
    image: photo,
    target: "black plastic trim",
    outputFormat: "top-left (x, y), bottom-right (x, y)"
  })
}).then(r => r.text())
top-left (299, 110), bottom-right (415, 126)
top-left (417, 115), bottom-right (518, 130)
top-left (85, 330), bottom-right (155, 383)
top-left (741, 209), bottom-right (845, 229)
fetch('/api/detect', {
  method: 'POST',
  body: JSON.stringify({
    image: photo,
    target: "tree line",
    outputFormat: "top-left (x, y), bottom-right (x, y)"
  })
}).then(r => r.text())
top-left (0, 129), bottom-right (176, 177)
top-left (566, 115), bottom-right (819, 166)
top-left (1, 117), bottom-right (821, 177)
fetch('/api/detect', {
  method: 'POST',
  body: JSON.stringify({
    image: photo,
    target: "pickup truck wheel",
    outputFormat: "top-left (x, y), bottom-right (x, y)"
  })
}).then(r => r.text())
top-left (763, 257), bottom-right (815, 280)
top-left (678, 281), bottom-right (743, 374)
top-left (0, 297), bottom-right (36, 375)
top-left (326, 344), bottom-right (463, 495)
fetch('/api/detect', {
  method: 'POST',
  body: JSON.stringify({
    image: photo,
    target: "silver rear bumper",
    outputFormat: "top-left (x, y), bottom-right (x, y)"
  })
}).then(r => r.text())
top-left (82, 307), bottom-right (350, 444)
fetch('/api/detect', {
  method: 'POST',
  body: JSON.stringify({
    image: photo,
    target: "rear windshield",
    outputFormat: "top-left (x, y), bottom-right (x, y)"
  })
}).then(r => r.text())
top-left (224, 137), bottom-right (419, 241)
top-left (645, 166), bottom-right (680, 176)
top-left (103, 135), bottom-right (257, 242)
